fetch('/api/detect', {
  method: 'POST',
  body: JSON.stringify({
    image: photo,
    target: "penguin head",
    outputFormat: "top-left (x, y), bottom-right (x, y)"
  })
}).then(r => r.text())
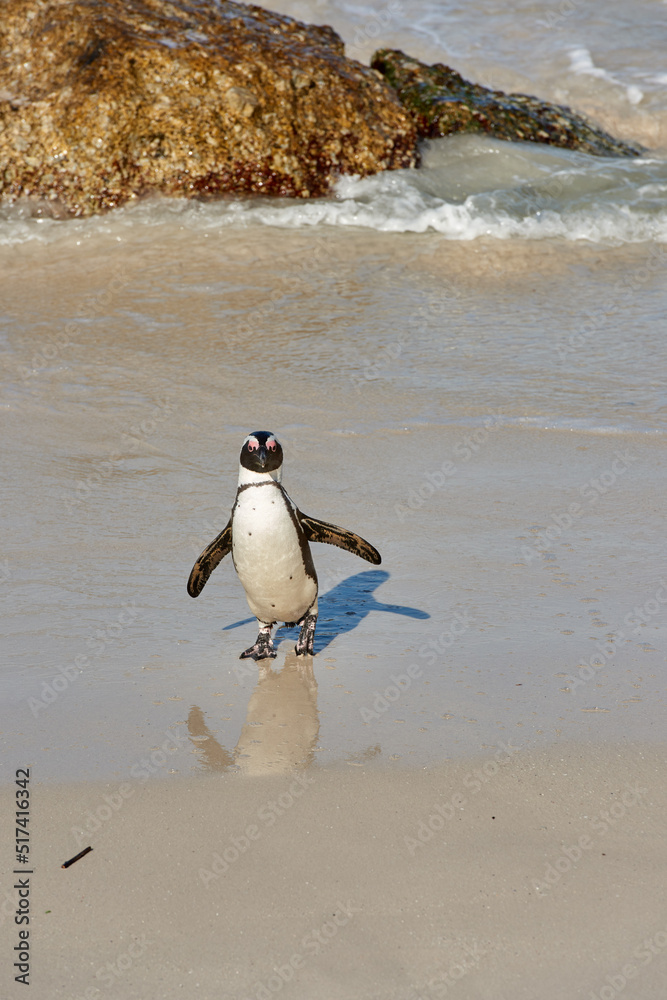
top-left (239, 431), bottom-right (283, 481)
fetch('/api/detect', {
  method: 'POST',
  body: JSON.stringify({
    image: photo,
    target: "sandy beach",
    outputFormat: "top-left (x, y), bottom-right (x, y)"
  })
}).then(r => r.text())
top-left (2, 221), bottom-right (667, 999)
top-left (0, 745), bottom-right (665, 999)
top-left (3, 0), bottom-right (667, 994)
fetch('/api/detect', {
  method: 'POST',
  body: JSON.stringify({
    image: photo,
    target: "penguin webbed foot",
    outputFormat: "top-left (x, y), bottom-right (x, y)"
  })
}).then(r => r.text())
top-left (295, 613), bottom-right (317, 657)
top-left (240, 624), bottom-right (277, 661)
top-left (239, 637), bottom-right (277, 660)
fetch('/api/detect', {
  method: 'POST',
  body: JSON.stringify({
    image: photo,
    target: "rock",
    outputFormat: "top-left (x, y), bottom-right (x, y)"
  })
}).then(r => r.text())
top-left (0, 0), bottom-right (417, 216)
top-left (372, 49), bottom-right (643, 158)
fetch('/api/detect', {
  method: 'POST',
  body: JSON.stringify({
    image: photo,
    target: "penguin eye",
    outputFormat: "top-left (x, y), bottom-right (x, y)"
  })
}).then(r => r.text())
top-left (266, 439), bottom-right (276, 451)
top-left (247, 439), bottom-right (258, 452)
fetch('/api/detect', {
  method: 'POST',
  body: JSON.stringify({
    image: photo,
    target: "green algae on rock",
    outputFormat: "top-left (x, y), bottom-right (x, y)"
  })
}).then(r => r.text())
top-left (372, 49), bottom-right (643, 158)
top-left (0, 0), bottom-right (417, 217)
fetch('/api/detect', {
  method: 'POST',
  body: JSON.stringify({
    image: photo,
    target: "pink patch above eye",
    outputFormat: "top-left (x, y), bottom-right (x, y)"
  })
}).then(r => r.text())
top-left (267, 439), bottom-right (276, 451)
top-left (247, 439), bottom-right (258, 451)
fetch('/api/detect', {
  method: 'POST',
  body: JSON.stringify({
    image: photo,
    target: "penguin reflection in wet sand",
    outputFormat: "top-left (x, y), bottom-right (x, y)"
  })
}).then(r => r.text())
top-left (187, 431), bottom-right (381, 660)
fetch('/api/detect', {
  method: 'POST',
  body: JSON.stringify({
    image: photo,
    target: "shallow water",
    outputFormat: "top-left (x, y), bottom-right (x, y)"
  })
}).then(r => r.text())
top-left (1, 0), bottom-right (666, 782)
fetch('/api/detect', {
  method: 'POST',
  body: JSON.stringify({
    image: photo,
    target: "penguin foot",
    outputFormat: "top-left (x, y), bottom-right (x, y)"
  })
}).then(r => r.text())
top-left (240, 626), bottom-right (276, 661)
top-left (239, 639), bottom-right (277, 660)
top-left (295, 613), bottom-right (317, 657)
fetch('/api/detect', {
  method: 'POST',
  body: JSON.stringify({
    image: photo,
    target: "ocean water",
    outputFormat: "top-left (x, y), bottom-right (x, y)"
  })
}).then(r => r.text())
top-left (1, 0), bottom-right (666, 781)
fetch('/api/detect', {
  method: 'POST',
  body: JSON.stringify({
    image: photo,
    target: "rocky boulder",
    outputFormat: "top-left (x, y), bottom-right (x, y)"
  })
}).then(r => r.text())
top-left (0, 0), bottom-right (417, 216)
top-left (372, 49), bottom-right (643, 158)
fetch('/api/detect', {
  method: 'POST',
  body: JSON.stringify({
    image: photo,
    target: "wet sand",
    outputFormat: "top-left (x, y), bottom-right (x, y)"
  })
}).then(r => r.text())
top-left (3, 228), bottom-right (666, 780)
top-left (3, 413), bottom-right (666, 780)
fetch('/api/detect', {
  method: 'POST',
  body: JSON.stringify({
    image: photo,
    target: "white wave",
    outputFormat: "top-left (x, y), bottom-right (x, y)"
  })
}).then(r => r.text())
top-left (569, 46), bottom-right (613, 81)
top-left (1, 139), bottom-right (666, 246)
top-left (568, 46), bottom-right (644, 105)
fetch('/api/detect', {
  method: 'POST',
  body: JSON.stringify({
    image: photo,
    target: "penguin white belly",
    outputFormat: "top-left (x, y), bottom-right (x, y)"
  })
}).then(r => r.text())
top-left (232, 485), bottom-right (317, 624)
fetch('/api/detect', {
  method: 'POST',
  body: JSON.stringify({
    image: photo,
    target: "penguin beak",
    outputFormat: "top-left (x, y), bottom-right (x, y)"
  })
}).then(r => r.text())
top-left (258, 445), bottom-right (267, 468)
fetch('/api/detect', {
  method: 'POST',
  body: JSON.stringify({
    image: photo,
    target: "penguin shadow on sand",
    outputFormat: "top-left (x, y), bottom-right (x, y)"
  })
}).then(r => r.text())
top-left (186, 572), bottom-right (430, 774)
top-left (223, 569), bottom-right (430, 655)
top-left (186, 653), bottom-right (319, 775)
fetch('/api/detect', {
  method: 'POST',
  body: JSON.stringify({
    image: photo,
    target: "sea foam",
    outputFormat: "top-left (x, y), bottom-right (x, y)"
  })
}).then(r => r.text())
top-left (1, 137), bottom-right (666, 246)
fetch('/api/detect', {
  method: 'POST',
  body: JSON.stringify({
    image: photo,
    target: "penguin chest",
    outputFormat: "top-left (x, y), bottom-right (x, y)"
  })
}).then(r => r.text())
top-left (232, 487), bottom-right (316, 623)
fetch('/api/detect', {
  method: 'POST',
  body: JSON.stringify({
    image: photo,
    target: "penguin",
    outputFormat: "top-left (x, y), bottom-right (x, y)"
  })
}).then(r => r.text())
top-left (187, 431), bottom-right (381, 660)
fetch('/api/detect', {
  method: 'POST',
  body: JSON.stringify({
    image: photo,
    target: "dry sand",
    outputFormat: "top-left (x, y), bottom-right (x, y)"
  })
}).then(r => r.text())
top-left (1, 743), bottom-right (666, 999)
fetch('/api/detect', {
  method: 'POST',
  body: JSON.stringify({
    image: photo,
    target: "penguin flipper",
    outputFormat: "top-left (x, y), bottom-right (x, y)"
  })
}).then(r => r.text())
top-left (297, 512), bottom-right (381, 565)
top-left (187, 520), bottom-right (233, 598)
